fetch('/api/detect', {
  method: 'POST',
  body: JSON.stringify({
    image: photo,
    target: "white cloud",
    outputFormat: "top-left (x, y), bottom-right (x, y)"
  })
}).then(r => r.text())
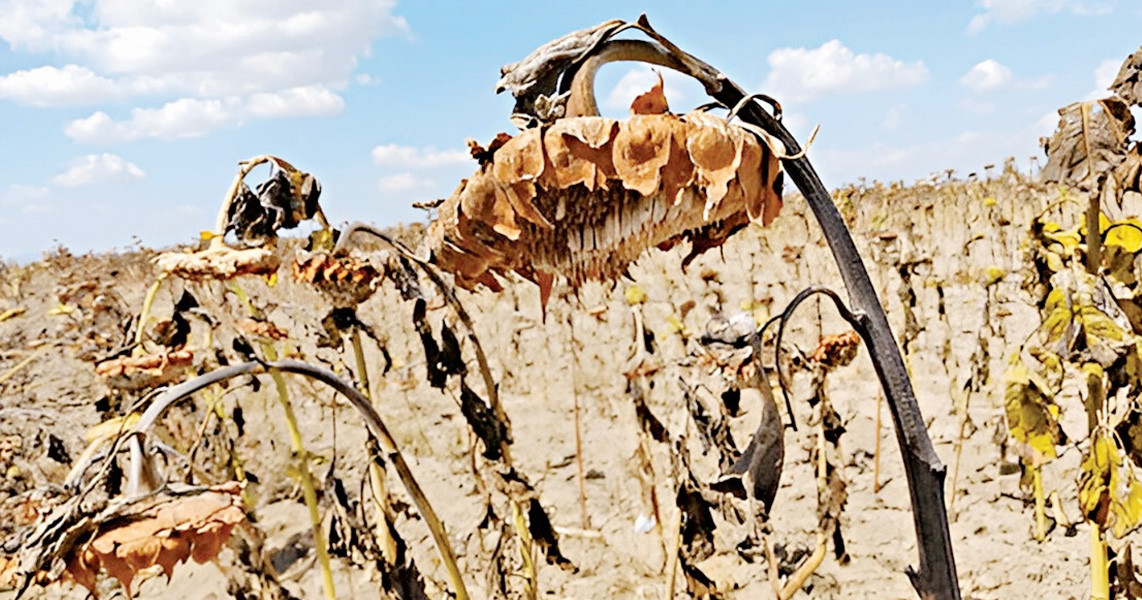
top-left (50, 153), bottom-right (145, 187)
top-left (0, 65), bottom-right (121, 106)
top-left (968, 0), bottom-right (1118, 33)
top-left (371, 144), bottom-right (470, 169)
top-left (0, 184), bottom-right (52, 214)
top-left (64, 87), bottom-right (345, 143)
top-left (65, 98), bottom-right (236, 142)
top-left (762, 40), bottom-right (929, 103)
top-left (0, 1), bottom-right (407, 135)
top-left (960, 59), bottom-right (1014, 93)
top-left (378, 173), bottom-right (436, 194)
top-left (246, 86), bottom-right (344, 119)
top-left (603, 67), bottom-right (691, 111)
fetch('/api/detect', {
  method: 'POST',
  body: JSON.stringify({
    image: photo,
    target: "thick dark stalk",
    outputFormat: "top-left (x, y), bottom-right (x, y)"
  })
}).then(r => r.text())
top-left (552, 19), bottom-right (960, 598)
top-left (712, 77), bottom-right (960, 600)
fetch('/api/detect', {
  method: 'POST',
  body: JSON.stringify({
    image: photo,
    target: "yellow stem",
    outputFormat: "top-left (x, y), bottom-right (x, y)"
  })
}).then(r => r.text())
top-left (350, 328), bottom-right (371, 400)
top-left (1033, 467), bottom-right (1047, 542)
top-left (265, 344), bottom-right (336, 600)
top-left (873, 391), bottom-right (882, 493)
top-left (513, 500), bottom-right (539, 600)
top-left (134, 273), bottom-right (169, 349)
top-left (780, 532), bottom-right (828, 600)
top-left (949, 388), bottom-right (971, 518)
top-left (349, 327), bottom-right (401, 567)
top-left (231, 280), bottom-right (334, 599)
top-left (1091, 523), bottom-right (1109, 600)
top-left (662, 508), bottom-right (682, 600)
top-left (568, 315), bottom-right (590, 529)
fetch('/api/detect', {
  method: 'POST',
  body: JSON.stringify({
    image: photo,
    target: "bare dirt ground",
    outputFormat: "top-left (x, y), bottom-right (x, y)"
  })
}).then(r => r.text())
top-left (0, 168), bottom-right (1102, 599)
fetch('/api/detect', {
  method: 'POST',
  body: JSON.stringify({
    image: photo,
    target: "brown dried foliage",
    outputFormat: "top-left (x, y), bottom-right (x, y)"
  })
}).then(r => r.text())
top-left (809, 330), bottom-right (862, 369)
top-left (95, 349), bottom-right (194, 390)
top-left (1040, 98), bottom-right (1135, 190)
top-left (154, 247), bottom-right (280, 281)
top-left (430, 106), bottom-right (784, 291)
top-left (65, 482), bottom-right (246, 595)
top-left (291, 252), bottom-right (381, 307)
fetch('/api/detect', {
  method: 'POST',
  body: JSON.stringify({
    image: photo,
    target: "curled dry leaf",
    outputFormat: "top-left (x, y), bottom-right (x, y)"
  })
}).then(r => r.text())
top-left (291, 252), bottom-right (381, 307)
top-left (154, 247), bottom-right (280, 281)
top-left (429, 108), bottom-right (784, 292)
top-left (1110, 46), bottom-right (1142, 107)
top-left (65, 482), bottom-right (247, 595)
top-left (226, 162), bottom-right (322, 246)
top-left (809, 330), bottom-right (862, 369)
top-left (95, 350), bottom-right (194, 390)
top-left (1040, 98), bottom-right (1135, 190)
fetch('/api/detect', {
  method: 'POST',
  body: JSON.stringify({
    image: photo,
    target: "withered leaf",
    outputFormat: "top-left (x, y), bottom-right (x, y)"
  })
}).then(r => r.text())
top-left (412, 299), bottom-right (446, 389)
top-left (1040, 98), bottom-right (1135, 190)
top-left (680, 556), bottom-right (721, 599)
top-left (459, 382), bottom-right (510, 460)
top-left (627, 379), bottom-right (669, 443)
top-left (728, 388), bottom-right (784, 513)
top-left (227, 166), bottom-right (321, 246)
top-left (526, 498), bottom-right (575, 572)
top-left (680, 381), bottom-right (738, 471)
top-left (1110, 46), bottom-right (1142, 106)
top-left (677, 481), bottom-right (716, 561)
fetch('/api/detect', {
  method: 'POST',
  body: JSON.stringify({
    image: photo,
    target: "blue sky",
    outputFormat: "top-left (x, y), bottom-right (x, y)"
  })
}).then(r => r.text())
top-left (0, 1), bottom-right (1139, 260)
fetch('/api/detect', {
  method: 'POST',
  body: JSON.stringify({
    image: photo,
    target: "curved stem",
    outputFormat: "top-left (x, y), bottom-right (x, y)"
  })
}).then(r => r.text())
top-left (516, 19), bottom-right (960, 599)
top-left (727, 79), bottom-right (960, 600)
top-left (125, 360), bottom-right (470, 600)
top-left (772, 285), bottom-right (866, 430)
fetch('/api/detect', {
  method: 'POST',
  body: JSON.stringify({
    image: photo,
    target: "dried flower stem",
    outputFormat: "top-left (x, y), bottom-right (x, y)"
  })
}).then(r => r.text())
top-left (125, 359), bottom-right (470, 600)
top-left (264, 345), bottom-right (337, 600)
top-left (348, 326), bottom-right (402, 569)
top-left (335, 222), bottom-right (536, 594)
top-left (134, 273), bottom-right (169, 348)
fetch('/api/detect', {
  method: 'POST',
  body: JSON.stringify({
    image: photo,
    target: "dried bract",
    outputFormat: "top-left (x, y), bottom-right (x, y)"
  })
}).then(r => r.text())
top-left (429, 110), bottom-right (783, 291)
top-left (65, 482), bottom-right (247, 595)
top-left (154, 247), bottom-right (280, 281)
top-left (292, 252), bottom-right (382, 307)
